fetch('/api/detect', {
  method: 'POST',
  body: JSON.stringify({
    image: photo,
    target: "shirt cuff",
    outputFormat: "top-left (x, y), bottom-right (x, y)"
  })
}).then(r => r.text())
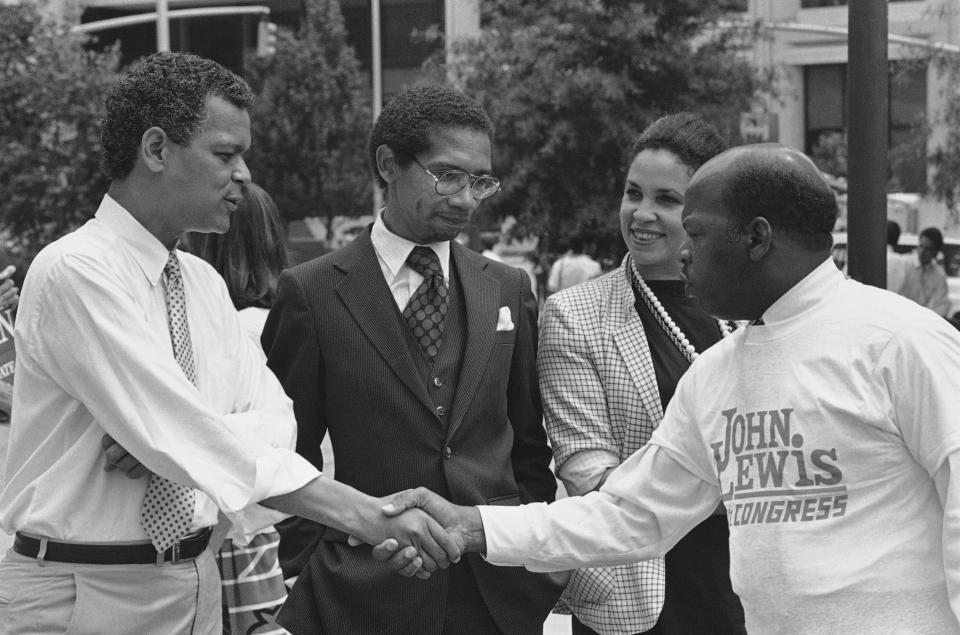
top-left (478, 503), bottom-right (549, 568)
top-left (255, 449), bottom-right (320, 501)
top-left (225, 512), bottom-right (286, 546)
top-left (223, 451), bottom-right (321, 543)
top-left (558, 449), bottom-right (620, 496)
top-left (219, 448), bottom-right (319, 528)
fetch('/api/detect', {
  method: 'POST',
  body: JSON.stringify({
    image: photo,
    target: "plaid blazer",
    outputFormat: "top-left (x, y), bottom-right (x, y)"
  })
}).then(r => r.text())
top-left (538, 258), bottom-right (664, 634)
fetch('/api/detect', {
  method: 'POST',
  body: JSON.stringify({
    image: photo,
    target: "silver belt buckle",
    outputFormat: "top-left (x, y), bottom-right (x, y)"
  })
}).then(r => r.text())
top-left (37, 536), bottom-right (48, 567)
top-left (155, 537), bottom-right (182, 567)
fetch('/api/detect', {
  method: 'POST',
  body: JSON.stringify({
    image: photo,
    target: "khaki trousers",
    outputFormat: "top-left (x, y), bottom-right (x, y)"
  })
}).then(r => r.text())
top-left (0, 546), bottom-right (220, 634)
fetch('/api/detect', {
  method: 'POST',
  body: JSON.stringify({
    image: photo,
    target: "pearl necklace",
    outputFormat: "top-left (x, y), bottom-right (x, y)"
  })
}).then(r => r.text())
top-left (628, 255), bottom-right (731, 364)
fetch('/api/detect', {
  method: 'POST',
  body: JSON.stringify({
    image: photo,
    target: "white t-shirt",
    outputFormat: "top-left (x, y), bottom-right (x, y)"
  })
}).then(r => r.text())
top-left (481, 259), bottom-right (960, 634)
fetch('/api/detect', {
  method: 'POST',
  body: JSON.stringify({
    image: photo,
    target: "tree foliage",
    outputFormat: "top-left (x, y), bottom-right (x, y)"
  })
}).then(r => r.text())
top-left (929, 53), bottom-right (960, 227)
top-left (0, 1), bottom-right (120, 273)
top-left (431, 0), bottom-right (767, 256)
top-left (244, 0), bottom-right (373, 228)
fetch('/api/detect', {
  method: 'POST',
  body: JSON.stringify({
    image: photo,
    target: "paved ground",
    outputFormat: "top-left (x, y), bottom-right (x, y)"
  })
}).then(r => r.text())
top-left (0, 422), bottom-right (571, 633)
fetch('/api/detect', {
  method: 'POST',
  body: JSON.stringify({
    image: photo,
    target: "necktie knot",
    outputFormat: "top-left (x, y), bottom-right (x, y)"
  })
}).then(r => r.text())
top-left (164, 251), bottom-right (181, 282)
top-left (407, 246), bottom-right (443, 279)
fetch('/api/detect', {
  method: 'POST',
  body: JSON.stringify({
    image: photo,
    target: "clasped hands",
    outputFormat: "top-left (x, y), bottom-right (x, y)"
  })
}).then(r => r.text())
top-left (350, 487), bottom-right (484, 580)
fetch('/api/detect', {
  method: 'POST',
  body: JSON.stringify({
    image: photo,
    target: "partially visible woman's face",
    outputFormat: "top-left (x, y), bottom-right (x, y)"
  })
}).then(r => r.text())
top-left (619, 148), bottom-right (692, 279)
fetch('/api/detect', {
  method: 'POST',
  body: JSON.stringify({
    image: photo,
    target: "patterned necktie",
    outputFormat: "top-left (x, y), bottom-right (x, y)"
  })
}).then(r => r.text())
top-left (141, 251), bottom-right (197, 553)
top-left (403, 246), bottom-right (448, 359)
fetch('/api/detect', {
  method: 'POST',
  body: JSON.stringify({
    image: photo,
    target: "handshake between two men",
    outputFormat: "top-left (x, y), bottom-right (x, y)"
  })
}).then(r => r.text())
top-left (350, 487), bottom-right (486, 580)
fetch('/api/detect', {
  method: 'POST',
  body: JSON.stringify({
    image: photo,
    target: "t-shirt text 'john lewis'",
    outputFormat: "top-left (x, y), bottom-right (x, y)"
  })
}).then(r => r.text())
top-left (711, 407), bottom-right (847, 527)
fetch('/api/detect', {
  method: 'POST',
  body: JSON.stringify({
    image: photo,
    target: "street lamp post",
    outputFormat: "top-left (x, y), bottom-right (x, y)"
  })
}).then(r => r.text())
top-left (156, 0), bottom-right (170, 52)
top-left (846, 0), bottom-right (888, 288)
top-left (371, 0), bottom-right (383, 212)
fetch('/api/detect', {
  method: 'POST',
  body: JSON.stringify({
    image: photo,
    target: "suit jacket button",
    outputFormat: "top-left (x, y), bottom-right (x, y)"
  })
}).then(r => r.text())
top-left (435, 405), bottom-right (446, 417)
top-left (433, 377), bottom-right (443, 387)
top-left (443, 446), bottom-right (452, 460)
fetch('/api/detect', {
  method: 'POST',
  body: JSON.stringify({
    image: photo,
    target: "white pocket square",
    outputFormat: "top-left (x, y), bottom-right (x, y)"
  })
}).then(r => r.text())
top-left (496, 306), bottom-right (515, 332)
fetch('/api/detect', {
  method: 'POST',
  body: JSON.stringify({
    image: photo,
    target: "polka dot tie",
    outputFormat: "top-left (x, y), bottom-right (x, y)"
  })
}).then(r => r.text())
top-left (403, 246), bottom-right (448, 359)
top-left (140, 252), bottom-right (197, 553)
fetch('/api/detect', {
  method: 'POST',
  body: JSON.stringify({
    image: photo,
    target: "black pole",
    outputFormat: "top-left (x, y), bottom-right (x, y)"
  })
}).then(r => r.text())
top-left (846, 0), bottom-right (888, 287)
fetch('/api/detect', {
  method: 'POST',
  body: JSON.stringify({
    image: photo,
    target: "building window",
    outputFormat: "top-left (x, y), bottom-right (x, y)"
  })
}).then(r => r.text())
top-left (805, 64), bottom-right (845, 153)
top-left (804, 63), bottom-right (927, 192)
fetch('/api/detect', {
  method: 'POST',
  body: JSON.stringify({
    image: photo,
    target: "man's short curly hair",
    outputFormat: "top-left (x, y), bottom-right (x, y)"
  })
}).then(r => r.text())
top-left (368, 85), bottom-right (494, 188)
top-left (101, 52), bottom-right (253, 180)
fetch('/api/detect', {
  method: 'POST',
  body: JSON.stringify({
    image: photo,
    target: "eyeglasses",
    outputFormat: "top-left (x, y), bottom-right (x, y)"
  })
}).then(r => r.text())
top-left (412, 157), bottom-right (501, 200)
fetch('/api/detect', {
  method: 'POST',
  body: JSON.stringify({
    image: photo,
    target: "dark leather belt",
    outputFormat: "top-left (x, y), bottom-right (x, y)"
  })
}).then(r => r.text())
top-left (13, 527), bottom-right (212, 565)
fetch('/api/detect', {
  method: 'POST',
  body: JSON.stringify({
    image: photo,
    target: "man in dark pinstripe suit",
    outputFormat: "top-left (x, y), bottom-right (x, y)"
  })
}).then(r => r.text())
top-left (261, 85), bottom-right (562, 634)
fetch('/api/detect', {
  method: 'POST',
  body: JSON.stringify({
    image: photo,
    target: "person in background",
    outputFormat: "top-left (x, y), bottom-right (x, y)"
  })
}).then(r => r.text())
top-left (189, 182), bottom-right (298, 634)
top-left (547, 234), bottom-right (602, 294)
top-left (481, 233), bottom-right (504, 263)
top-left (901, 226), bottom-right (951, 317)
top-left (884, 220), bottom-right (913, 295)
top-left (261, 84), bottom-right (562, 634)
top-left (539, 113), bottom-right (744, 634)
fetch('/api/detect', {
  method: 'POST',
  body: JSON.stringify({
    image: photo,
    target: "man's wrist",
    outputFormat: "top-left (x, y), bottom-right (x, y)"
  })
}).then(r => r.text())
top-left (460, 506), bottom-right (487, 554)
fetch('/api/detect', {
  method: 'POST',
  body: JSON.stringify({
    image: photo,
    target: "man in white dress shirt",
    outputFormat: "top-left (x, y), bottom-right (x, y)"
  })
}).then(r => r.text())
top-left (375, 144), bottom-right (960, 634)
top-left (0, 52), bottom-right (457, 634)
top-left (900, 226), bottom-right (952, 317)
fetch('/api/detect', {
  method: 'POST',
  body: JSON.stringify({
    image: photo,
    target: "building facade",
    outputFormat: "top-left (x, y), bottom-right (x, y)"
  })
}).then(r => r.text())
top-left (747, 0), bottom-right (960, 232)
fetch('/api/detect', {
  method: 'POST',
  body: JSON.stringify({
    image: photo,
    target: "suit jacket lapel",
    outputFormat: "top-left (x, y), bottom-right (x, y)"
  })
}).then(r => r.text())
top-left (610, 265), bottom-right (664, 421)
top-left (447, 243), bottom-right (499, 440)
top-left (334, 230), bottom-right (434, 412)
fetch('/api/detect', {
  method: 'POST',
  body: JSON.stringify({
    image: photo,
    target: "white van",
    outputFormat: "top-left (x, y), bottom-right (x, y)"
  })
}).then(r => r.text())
top-left (831, 232), bottom-right (960, 316)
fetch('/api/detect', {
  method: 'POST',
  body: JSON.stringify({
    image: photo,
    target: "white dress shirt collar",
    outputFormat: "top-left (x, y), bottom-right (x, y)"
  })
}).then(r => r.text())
top-left (96, 194), bottom-right (171, 287)
top-left (370, 210), bottom-right (451, 283)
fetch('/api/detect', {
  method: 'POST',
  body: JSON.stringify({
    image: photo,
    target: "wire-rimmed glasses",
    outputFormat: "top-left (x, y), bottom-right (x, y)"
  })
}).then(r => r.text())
top-left (412, 157), bottom-right (501, 200)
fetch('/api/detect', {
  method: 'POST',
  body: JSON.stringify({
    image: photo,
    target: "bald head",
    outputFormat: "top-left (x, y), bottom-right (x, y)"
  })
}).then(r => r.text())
top-left (679, 144), bottom-right (839, 320)
top-left (692, 143), bottom-right (838, 252)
